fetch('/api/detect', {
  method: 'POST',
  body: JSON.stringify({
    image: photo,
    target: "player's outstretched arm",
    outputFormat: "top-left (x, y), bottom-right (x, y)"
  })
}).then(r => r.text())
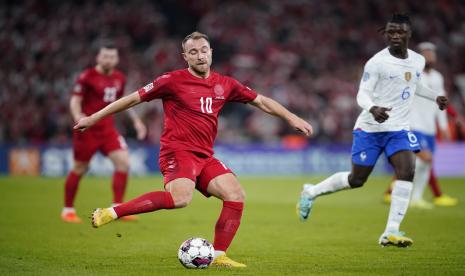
top-left (249, 94), bottom-right (313, 136)
top-left (74, 91), bottom-right (142, 131)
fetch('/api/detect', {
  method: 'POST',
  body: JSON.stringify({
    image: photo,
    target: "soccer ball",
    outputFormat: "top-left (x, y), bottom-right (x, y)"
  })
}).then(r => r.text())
top-left (178, 237), bottom-right (214, 269)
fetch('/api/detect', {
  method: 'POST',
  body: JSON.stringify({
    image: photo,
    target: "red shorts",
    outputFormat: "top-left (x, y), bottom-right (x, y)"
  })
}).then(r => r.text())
top-left (159, 151), bottom-right (233, 197)
top-left (72, 129), bottom-right (127, 162)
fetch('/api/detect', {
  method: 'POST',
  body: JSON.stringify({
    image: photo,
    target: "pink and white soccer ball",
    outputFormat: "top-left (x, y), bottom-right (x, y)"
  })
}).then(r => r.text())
top-left (178, 237), bottom-right (215, 269)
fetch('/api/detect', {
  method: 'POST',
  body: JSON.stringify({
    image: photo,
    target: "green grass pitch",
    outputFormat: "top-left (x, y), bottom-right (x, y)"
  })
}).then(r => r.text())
top-left (1, 175), bottom-right (464, 275)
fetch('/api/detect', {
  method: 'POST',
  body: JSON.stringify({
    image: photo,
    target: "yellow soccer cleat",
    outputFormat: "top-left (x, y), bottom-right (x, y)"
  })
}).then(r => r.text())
top-left (383, 193), bottom-right (391, 204)
top-left (211, 254), bottom-right (246, 268)
top-left (410, 199), bottom-right (434, 209)
top-left (434, 194), bottom-right (458, 207)
top-left (91, 208), bottom-right (116, 228)
top-left (379, 231), bottom-right (413, 248)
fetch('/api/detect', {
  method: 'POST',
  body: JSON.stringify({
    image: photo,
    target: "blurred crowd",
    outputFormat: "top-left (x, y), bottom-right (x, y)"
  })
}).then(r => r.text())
top-left (1, 0), bottom-right (465, 145)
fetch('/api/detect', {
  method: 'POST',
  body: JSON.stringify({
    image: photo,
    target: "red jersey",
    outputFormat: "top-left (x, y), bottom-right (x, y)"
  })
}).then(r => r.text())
top-left (72, 67), bottom-right (125, 132)
top-left (138, 69), bottom-right (258, 156)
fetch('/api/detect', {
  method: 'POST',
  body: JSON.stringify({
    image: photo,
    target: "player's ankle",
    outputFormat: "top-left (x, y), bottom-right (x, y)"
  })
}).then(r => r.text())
top-left (108, 207), bottom-right (118, 219)
top-left (62, 207), bottom-right (76, 213)
top-left (214, 250), bottom-right (225, 260)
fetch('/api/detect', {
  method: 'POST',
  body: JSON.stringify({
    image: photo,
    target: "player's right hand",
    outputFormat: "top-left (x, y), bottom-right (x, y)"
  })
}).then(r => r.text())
top-left (289, 116), bottom-right (313, 136)
top-left (369, 106), bottom-right (392, 123)
top-left (74, 116), bottom-right (95, 131)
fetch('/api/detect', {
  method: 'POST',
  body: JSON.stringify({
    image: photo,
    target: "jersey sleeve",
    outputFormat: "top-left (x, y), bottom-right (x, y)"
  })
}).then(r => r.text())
top-left (358, 59), bottom-right (379, 92)
top-left (227, 78), bottom-right (258, 103)
top-left (71, 72), bottom-right (89, 97)
top-left (137, 73), bottom-right (172, 102)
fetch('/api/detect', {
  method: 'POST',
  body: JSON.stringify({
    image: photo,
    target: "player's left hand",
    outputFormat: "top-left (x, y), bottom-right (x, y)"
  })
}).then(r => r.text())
top-left (133, 119), bottom-right (147, 140)
top-left (289, 116), bottom-right (313, 136)
top-left (436, 96), bottom-right (448, 110)
top-left (74, 116), bottom-right (96, 131)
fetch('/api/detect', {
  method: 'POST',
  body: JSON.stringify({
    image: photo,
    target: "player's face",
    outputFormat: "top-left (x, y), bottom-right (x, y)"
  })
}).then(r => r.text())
top-left (421, 49), bottom-right (437, 68)
top-left (385, 23), bottom-right (411, 50)
top-left (182, 38), bottom-right (212, 76)
top-left (96, 48), bottom-right (119, 71)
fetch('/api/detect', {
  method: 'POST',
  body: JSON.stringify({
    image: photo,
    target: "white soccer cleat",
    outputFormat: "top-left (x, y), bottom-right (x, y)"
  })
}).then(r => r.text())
top-left (379, 231), bottom-right (413, 247)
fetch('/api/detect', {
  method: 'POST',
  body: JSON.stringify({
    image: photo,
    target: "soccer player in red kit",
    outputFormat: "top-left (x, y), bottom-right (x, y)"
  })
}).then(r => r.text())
top-left (75, 32), bottom-right (313, 267)
top-left (62, 44), bottom-right (147, 223)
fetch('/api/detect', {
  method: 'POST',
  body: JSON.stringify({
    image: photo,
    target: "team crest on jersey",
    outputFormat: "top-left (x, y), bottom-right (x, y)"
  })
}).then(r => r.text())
top-left (214, 84), bottom-right (225, 99)
top-left (404, 72), bottom-right (412, 81)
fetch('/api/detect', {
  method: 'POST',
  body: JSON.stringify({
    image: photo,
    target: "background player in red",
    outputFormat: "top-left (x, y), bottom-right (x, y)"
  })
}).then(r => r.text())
top-left (61, 44), bottom-right (147, 223)
top-left (75, 32), bottom-right (313, 267)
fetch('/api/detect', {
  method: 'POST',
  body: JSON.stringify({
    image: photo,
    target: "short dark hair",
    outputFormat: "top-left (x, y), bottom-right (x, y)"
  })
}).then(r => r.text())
top-left (182, 31), bottom-right (210, 51)
top-left (378, 13), bottom-right (411, 33)
top-left (100, 43), bottom-right (117, 50)
top-left (388, 13), bottom-right (411, 26)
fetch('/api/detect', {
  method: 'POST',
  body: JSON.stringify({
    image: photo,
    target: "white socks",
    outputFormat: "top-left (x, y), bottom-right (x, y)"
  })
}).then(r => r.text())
top-left (214, 250), bottom-right (225, 260)
top-left (385, 180), bottom-right (413, 233)
top-left (304, 172), bottom-right (351, 199)
top-left (108, 207), bottom-right (118, 219)
top-left (62, 207), bottom-right (75, 214)
top-left (411, 159), bottom-right (431, 202)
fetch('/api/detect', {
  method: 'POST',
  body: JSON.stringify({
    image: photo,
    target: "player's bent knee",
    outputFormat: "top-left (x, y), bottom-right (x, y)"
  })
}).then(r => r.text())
top-left (172, 194), bottom-right (193, 208)
top-left (114, 160), bottom-right (130, 172)
top-left (397, 170), bottom-right (415, 182)
top-left (348, 175), bottom-right (366, 188)
top-left (225, 188), bottom-right (245, 202)
top-left (73, 164), bottom-right (89, 175)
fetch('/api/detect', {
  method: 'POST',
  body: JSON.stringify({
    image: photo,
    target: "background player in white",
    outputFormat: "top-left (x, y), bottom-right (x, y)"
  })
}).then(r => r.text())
top-left (296, 14), bottom-right (448, 247)
top-left (384, 42), bottom-right (458, 209)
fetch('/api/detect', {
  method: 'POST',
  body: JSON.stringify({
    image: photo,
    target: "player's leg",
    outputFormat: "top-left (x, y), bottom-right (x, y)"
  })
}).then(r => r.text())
top-left (101, 134), bottom-right (130, 205)
top-left (380, 149), bottom-right (416, 247)
top-left (107, 149), bottom-right (130, 204)
top-left (91, 178), bottom-right (192, 228)
top-left (91, 151), bottom-right (200, 228)
top-left (298, 129), bottom-right (380, 221)
top-left (62, 131), bottom-right (97, 223)
top-left (410, 150), bottom-right (433, 209)
top-left (103, 134), bottom-right (139, 221)
top-left (426, 133), bottom-right (458, 206)
top-left (429, 169), bottom-right (442, 198)
top-left (430, 168), bottom-right (458, 206)
top-left (197, 159), bottom-right (246, 268)
top-left (62, 160), bottom-right (89, 223)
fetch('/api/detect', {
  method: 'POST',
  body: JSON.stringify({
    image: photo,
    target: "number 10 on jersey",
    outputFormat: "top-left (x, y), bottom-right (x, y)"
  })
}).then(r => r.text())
top-left (200, 97), bottom-right (213, 114)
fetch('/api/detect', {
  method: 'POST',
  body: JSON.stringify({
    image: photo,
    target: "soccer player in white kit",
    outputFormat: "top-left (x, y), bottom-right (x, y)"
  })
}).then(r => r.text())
top-left (297, 14), bottom-right (448, 247)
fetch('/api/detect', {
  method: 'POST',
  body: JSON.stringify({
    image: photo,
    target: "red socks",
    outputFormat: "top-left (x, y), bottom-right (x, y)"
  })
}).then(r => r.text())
top-left (213, 201), bottom-right (244, 251)
top-left (113, 191), bottom-right (175, 217)
top-left (64, 171), bottom-right (82, 207)
top-left (429, 169), bottom-right (442, 197)
top-left (112, 171), bottom-right (128, 204)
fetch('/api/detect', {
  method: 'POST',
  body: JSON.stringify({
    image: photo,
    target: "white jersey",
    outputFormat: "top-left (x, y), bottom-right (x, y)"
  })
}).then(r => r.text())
top-left (354, 48), bottom-right (426, 132)
top-left (410, 69), bottom-right (448, 135)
